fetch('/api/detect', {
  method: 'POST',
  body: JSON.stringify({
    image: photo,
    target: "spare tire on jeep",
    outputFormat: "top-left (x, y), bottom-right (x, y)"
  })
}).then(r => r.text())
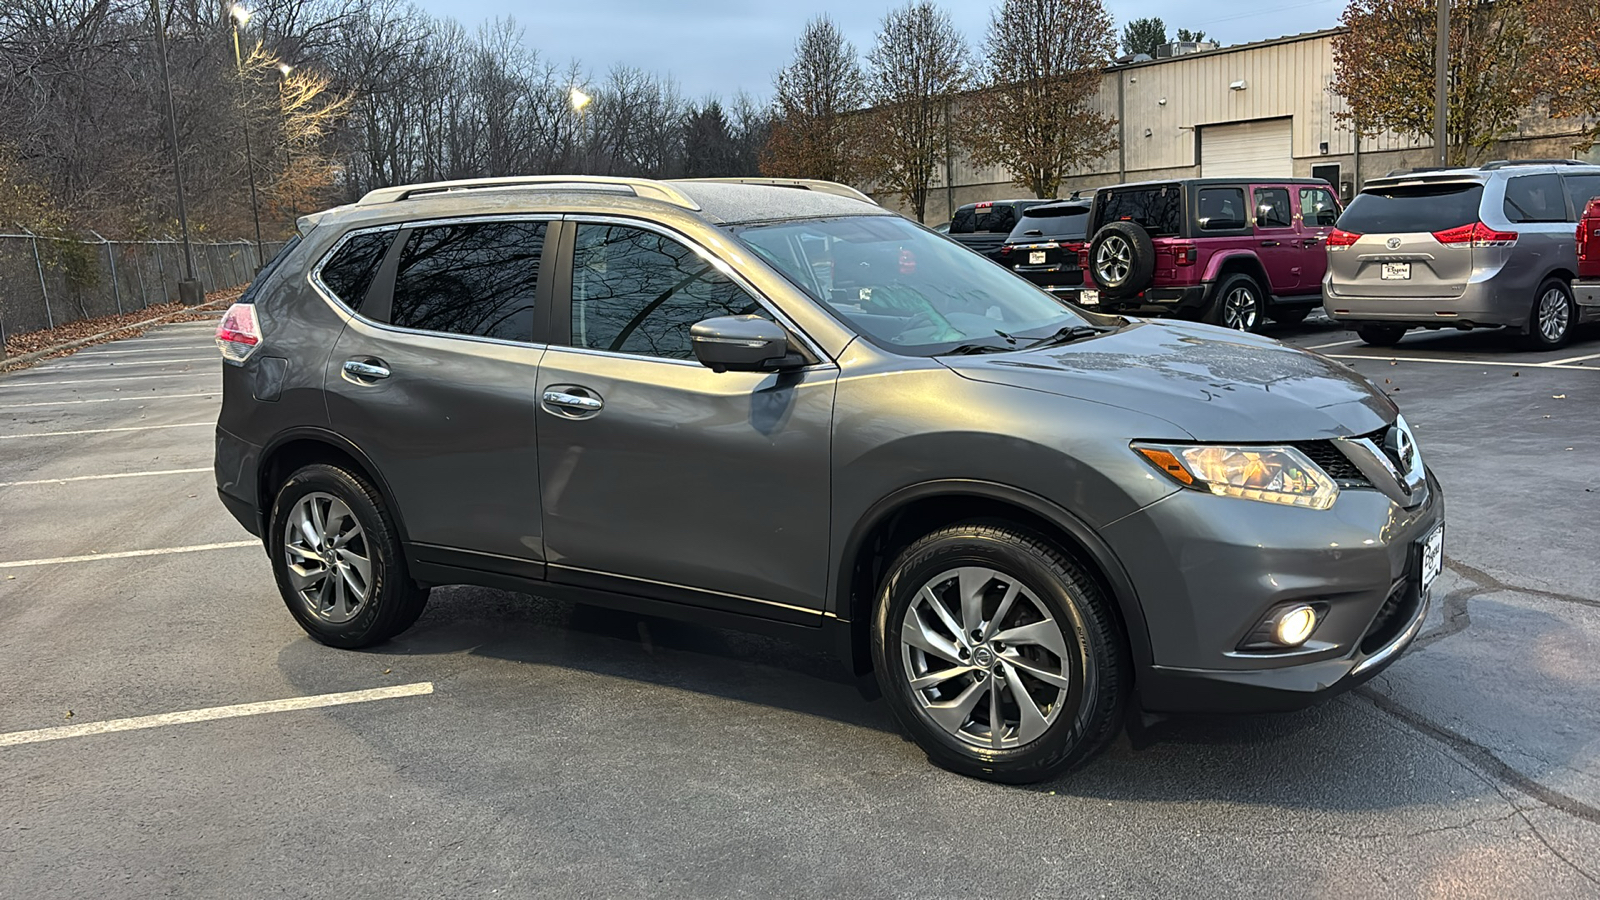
top-left (1088, 221), bottom-right (1156, 299)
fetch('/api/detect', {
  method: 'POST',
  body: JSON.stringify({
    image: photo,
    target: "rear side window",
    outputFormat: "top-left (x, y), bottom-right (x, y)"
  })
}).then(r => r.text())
top-left (1562, 174), bottom-right (1600, 218)
top-left (318, 231), bottom-right (391, 310)
top-left (571, 223), bottom-right (763, 360)
top-left (952, 203), bottom-right (1024, 235)
top-left (389, 220), bottom-right (545, 342)
top-left (1503, 174), bottom-right (1568, 223)
top-left (1197, 188), bottom-right (1247, 231)
top-left (1300, 187), bottom-right (1339, 227)
top-left (1337, 184), bottom-right (1485, 234)
top-left (1254, 188), bottom-right (1293, 228)
top-left (1097, 185), bottom-right (1182, 236)
top-left (1009, 206), bottom-right (1090, 242)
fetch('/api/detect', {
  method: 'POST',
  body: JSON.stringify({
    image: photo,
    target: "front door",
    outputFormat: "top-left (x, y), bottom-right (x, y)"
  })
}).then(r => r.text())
top-left (535, 220), bottom-right (836, 621)
top-left (1252, 185), bottom-right (1300, 294)
top-left (324, 217), bottom-right (551, 567)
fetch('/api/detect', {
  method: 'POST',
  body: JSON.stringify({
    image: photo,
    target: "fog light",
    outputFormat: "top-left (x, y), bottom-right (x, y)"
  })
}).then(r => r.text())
top-left (1273, 605), bottom-right (1318, 646)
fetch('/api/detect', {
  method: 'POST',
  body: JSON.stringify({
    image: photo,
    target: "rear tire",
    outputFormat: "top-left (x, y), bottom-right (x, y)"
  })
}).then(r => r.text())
top-left (871, 523), bottom-right (1126, 784)
top-left (268, 463), bottom-right (429, 649)
top-left (1204, 273), bottom-right (1266, 333)
top-left (1356, 323), bottom-right (1408, 347)
top-left (1520, 278), bottom-right (1574, 350)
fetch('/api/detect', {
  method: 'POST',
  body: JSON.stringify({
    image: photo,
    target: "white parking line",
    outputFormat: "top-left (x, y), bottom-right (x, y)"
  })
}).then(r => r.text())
top-left (0, 468), bottom-right (210, 488)
top-left (0, 682), bottom-right (434, 748)
top-left (38, 358), bottom-right (215, 370)
top-left (0, 391), bottom-right (217, 409)
top-left (69, 346), bottom-right (213, 356)
top-left (1541, 351), bottom-right (1600, 366)
top-left (0, 422), bottom-right (212, 440)
top-left (1327, 354), bottom-right (1600, 371)
top-left (0, 540), bottom-right (257, 569)
top-left (0, 373), bottom-right (217, 388)
top-left (1306, 338), bottom-right (1362, 350)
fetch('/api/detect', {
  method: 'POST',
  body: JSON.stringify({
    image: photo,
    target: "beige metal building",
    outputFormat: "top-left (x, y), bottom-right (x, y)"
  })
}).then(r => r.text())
top-left (873, 28), bottom-right (1598, 222)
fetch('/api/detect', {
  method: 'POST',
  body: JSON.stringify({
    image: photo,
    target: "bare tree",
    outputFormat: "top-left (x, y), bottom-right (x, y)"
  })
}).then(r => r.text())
top-left (762, 15), bottom-right (866, 182)
top-left (966, 0), bottom-right (1119, 199)
top-left (862, 2), bottom-right (966, 222)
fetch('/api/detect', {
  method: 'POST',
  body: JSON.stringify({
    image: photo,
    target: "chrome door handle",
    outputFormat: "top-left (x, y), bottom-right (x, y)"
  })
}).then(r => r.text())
top-left (1260, 240), bottom-right (1281, 247)
top-left (343, 359), bottom-right (390, 380)
top-left (542, 390), bottom-right (603, 411)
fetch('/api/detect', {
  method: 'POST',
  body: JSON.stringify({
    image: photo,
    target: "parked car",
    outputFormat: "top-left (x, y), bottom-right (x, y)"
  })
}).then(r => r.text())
top-left (1325, 160), bottom-right (1600, 348)
top-left (947, 198), bottom-right (1050, 260)
top-left (1577, 196), bottom-right (1600, 317)
top-left (997, 199), bottom-right (1092, 296)
top-left (1078, 178), bottom-right (1338, 330)
top-left (215, 174), bottom-right (1442, 784)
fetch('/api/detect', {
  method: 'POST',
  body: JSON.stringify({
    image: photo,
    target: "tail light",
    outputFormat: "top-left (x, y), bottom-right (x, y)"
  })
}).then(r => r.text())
top-left (1432, 222), bottom-right (1518, 247)
top-left (999, 245), bottom-right (1013, 257)
top-left (216, 302), bottom-right (262, 363)
top-left (1326, 229), bottom-right (1362, 250)
top-left (1170, 243), bottom-right (1198, 266)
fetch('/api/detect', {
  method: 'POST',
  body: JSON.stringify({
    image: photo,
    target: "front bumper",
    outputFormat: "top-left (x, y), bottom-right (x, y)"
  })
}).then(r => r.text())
top-left (1103, 468), bottom-right (1444, 714)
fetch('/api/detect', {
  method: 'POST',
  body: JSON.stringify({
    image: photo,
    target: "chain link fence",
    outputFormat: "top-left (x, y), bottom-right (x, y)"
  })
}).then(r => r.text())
top-left (0, 233), bottom-right (289, 337)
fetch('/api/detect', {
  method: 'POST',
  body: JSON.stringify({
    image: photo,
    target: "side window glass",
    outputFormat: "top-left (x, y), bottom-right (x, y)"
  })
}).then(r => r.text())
top-left (318, 231), bottom-right (392, 310)
top-left (571, 224), bottom-right (764, 360)
top-left (1299, 187), bottom-right (1339, 227)
top-left (389, 220), bottom-right (545, 342)
top-left (1503, 174), bottom-right (1568, 223)
top-left (1197, 188), bottom-right (1247, 231)
top-left (1254, 187), bottom-right (1293, 229)
top-left (1561, 174), bottom-right (1600, 221)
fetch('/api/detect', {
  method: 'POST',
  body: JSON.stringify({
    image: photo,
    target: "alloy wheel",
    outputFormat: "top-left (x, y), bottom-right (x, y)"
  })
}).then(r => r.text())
top-left (1223, 286), bottom-right (1258, 331)
top-left (283, 491), bottom-right (373, 624)
top-left (1095, 236), bottom-right (1132, 287)
top-left (900, 566), bottom-right (1072, 749)
top-left (1537, 287), bottom-right (1570, 344)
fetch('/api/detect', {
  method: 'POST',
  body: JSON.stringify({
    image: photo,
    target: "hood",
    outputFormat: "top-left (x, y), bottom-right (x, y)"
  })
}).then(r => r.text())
top-left (942, 319), bottom-right (1395, 441)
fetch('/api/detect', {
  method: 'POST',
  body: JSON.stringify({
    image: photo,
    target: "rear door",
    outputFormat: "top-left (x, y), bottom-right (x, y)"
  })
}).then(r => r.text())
top-left (1252, 185), bottom-right (1300, 294)
top-left (1296, 183), bottom-right (1341, 290)
top-left (1327, 181), bottom-right (1484, 298)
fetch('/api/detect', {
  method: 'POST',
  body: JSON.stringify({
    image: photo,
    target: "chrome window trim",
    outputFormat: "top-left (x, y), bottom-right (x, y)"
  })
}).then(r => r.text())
top-left (308, 214), bottom-right (559, 349)
top-left (562, 213), bottom-right (831, 364)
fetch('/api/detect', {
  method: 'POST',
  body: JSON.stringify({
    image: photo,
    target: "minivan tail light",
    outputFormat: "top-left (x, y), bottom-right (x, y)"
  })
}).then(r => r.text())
top-left (1326, 229), bottom-right (1361, 250)
top-left (216, 303), bottom-right (262, 363)
top-left (1432, 222), bottom-right (1518, 248)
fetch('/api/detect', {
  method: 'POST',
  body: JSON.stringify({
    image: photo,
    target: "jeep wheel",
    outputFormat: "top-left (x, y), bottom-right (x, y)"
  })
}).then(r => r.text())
top-left (1088, 222), bottom-right (1156, 299)
top-left (1356, 323), bottom-right (1408, 347)
top-left (1205, 273), bottom-right (1265, 333)
top-left (1521, 278), bottom-right (1574, 350)
top-left (269, 463), bottom-right (429, 648)
top-left (871, 523), bottom-right (1126, 784)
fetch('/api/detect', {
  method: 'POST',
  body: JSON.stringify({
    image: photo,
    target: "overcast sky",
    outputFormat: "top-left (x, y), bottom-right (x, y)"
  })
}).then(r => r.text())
top-left (411, 0), bottom-right (1348, 100)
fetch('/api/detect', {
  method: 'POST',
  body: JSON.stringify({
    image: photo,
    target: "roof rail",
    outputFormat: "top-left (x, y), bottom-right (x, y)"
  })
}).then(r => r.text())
top-left (1480, 159), bottom-right (1591, 170)
top-left (671, 177), bottom-right (878, 205)
top-left (1383, 166), bottom-right (1456, 177)
top-left (356, 175), bottom-right (701, 210)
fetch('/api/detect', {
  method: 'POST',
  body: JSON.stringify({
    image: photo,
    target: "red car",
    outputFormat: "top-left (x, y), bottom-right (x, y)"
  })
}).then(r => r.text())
top-left (1577, 196), bottom-right (1600, 317)
top-left (1078, 178), bottom-right (1341, 331)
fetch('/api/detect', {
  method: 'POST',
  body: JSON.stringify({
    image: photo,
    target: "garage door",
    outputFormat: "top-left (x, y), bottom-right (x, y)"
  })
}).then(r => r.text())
top-left (1201, 119), bottom-right (1293, 179)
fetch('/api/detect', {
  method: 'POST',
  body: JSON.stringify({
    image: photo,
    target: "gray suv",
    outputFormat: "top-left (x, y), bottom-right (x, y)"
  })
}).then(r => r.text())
top-left (215, 175), bottom-right (1444, 783)
top-left (1325, 160), bottom-right (1600, 348)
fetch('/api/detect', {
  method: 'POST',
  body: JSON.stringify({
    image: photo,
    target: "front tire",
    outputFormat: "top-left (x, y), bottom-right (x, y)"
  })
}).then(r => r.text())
top-left (1205, 273), bottom-right (1266, 332)
top-left (871, 523), bottom-right (1126, 784)
top-left (1521, 278), bottom-right (1575, 350)
top-left (268, 463), bottom-right (429, 648)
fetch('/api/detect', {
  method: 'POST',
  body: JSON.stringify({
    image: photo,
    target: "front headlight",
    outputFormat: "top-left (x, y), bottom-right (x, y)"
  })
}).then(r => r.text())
top-left (1133, 443), bottom-right (1338, 510)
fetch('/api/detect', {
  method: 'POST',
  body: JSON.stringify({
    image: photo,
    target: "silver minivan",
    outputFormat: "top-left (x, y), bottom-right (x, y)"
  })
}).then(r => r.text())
top-left (1324, 160), bottom-right (1600, 348)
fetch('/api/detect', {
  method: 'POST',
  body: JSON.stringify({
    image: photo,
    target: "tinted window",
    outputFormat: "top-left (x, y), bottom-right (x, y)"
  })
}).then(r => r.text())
top-left (1098, 185), bottom-right (1182, 236)
top-left (1008, 205), bottom-right (1090, 242)
top-left (1503, 174), bottom-right (1568, 223)
top-left (1197, 188), bottom-right (1247, 231)
top-left (1300, 187), bottom-right (1340, 227)
top-left (951, 202), bottom-right (1031, 235)
top-left (1561, 174), bottom-right (1600, 221)
top-left (318, 231), bottom-right (391, 310)
top-left (389, 221), bottom-right (544, 341)
top-left (1338, 184), bottom-right (1485, 233)
top-left (571, 224), bottom-right (763, 360)
top-left (1254, 188), bottom-right (1292, 228)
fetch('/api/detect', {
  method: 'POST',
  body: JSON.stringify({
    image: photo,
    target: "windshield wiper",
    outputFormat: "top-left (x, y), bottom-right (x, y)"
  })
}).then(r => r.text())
top-left (1023, 325), bottom-right (1108, 350)
top-left (943, 343), bottom-right (1014, 355)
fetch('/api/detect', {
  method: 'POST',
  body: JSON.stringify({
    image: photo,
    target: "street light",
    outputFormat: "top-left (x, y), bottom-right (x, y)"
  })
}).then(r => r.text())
top-left (570, 88), bottom-right (592, 171)
top-left (231, 4), bottom-right (265, 268)
top-left (149, 0), bottom-right (202, 305)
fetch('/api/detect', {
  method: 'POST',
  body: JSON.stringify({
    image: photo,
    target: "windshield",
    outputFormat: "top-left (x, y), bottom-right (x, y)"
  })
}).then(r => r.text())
top-left (730, 215), bottom-right (1090, 355)
top-left (1338, 183), bottom-right (1485, 233)
top-left (1008, 206), bottom-right (1090, 242)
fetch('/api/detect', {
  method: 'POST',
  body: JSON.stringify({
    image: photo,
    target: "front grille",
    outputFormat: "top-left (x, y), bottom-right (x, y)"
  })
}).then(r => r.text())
top-left (1291, 440), bottom-right (1372, 488)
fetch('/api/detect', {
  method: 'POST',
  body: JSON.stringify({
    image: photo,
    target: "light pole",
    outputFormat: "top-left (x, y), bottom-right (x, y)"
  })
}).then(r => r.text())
top-left (1434, 0), bottom-right (1450, 166)
top-left (277, 62), bottom-right (295, 222)
top-left (231, 3), bottom-right (264, 268)
top-left (570, 87), bottom-right (592, 172)
top-left (150, 0), bottom-right (202, 305)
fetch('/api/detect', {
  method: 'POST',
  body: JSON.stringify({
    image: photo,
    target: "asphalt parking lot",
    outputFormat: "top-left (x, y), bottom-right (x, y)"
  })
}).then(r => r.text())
top-left (2, 315), bottom-right (1597, 899)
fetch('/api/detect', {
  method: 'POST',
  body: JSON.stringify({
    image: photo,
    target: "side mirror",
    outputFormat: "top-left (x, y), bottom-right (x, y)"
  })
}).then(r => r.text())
top-left (690, 315), bottom-right (798, 373)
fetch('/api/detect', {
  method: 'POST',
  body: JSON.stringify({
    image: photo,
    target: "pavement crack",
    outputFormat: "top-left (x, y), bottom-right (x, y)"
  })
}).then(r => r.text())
top-left (1213, 810), bottom-right (1522, 842)
top-left (1443, 556), bottom-right (1599, 609)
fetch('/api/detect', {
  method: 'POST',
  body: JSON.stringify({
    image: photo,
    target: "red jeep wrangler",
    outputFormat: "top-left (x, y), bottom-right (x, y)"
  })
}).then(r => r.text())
top-left (1577, 196), bottom-right (1600, 317)
top-left (1078, 178), bottom-right (1341, 331)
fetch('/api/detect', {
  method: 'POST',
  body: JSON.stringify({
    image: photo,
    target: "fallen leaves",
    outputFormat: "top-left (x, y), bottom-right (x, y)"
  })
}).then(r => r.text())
top-left (0, 287), bottom-right (244, 373)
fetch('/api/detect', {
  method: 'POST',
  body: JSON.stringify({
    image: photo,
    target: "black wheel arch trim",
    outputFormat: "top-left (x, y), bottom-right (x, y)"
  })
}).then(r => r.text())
top-left (833, 478), bottom-right (1153, 675)
top-left (256, 426), bottom-right (413, 547)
